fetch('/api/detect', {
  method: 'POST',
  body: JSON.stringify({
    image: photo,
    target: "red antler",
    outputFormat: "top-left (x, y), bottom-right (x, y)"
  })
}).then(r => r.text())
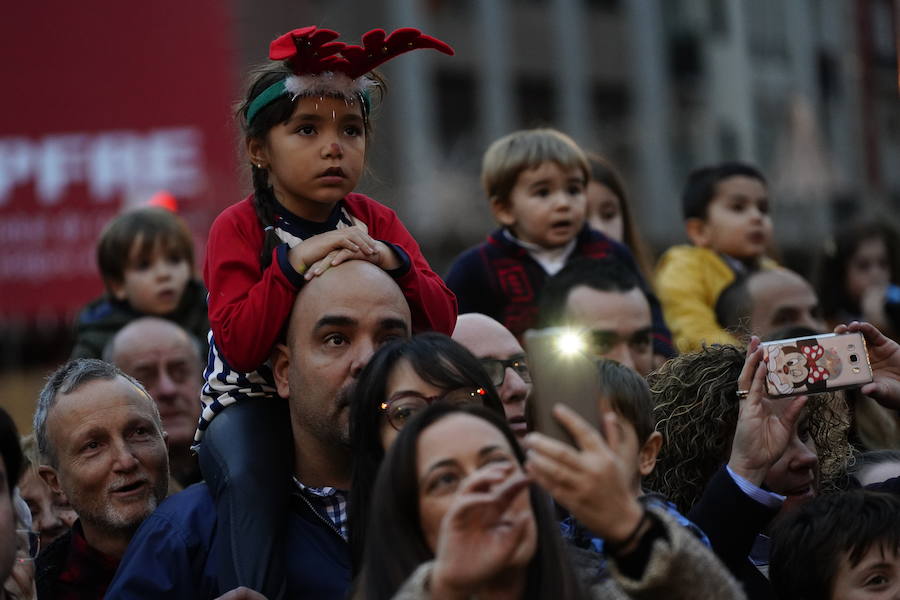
top-left (340, 27), bottom-right (454, 79)
top-left (269, 26), bottom-right (348, 75)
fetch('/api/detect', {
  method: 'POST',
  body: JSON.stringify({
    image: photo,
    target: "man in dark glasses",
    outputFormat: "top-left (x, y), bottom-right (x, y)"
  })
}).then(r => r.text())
top-left (453, 313), bottom-right (531, 437)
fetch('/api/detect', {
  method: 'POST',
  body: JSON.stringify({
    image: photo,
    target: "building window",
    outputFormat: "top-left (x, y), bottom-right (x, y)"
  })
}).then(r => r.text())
top-left (434, 69), bottom-right (479, 151)
top-left (516, 76), bottom-right (556, 128)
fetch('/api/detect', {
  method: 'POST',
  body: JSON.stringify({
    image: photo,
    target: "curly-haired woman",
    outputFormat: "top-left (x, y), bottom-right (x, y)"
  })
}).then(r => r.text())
top-left (645, 340), bottom-right (851, 600)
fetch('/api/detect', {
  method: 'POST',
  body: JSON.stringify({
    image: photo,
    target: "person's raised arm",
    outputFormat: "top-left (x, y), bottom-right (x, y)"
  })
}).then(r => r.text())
top-left (835, 321), bottom-right (900, 410)
top-left (727, 337), bottom-right (808, 486)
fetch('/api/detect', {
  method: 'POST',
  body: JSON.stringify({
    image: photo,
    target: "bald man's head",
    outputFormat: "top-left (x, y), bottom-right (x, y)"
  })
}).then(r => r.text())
top-left (105, 317), bottom-right (202, 452)
top-left (452, 313), bottom-right (530, 437)
top-left (274, 260), bottom-right (412, 450)
top-left (717, 268), bottom-right (825, 341)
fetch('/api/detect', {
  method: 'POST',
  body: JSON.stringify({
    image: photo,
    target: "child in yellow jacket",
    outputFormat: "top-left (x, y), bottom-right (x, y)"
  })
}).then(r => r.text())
top-left (656, 163), bottom-right (778, 352)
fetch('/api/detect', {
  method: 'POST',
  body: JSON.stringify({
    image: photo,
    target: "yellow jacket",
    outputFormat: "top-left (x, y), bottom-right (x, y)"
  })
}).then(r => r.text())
top-left (655, 245), bottom-right (777, 353)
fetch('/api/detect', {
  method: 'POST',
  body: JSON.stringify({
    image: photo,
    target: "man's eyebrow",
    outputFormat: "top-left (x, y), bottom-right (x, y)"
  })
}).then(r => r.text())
top-left (379, 317), bottom-right (409, 333)
top-left (313, 315), bottom-right (358, 331)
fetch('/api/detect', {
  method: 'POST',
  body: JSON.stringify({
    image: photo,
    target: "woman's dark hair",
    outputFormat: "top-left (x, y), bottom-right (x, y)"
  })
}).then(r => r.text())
top-left (235, 61), bottom-right (386, 269)
top-left (348, 333), bottom-right (505, 574)
top-left (0, 407), bottom-right (23, 496)
top-left (357, 403), bottom-right (585, 599)
top-left (770, 490), bottom-right (900, 600)
top-left (815, 218), bottom-right (900, 323)
top-left (585, 152), bottom-right (654, 279)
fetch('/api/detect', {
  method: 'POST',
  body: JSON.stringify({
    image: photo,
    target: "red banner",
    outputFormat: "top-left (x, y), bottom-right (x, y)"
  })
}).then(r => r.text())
top-left (0, 1), bottom-right (240, 321)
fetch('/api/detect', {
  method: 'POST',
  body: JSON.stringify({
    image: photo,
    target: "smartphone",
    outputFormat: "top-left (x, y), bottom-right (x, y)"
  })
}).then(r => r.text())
top-left (524, 327), bottom-right (601, 446)
top-left (761, 331), bottom-right (873, 397)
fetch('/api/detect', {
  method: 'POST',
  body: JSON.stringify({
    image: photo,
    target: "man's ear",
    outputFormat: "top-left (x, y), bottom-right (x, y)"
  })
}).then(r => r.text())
top-left (246, 137), bottom-right (269, 170)
top-left (638, 431), bottom-right (663, 478)
top-left (685, 217), bottom-right (711, 247)
top-left (272, 343), bottom-right (292, 399)
top-left (38, 465), bottom-right (63, 496)
top-left (489, 197), bottom-right (516, 228)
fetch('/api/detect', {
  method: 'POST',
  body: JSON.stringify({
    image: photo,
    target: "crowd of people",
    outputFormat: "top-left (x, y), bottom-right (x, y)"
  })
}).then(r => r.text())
top-left (3, 24), bottom-right (900, 600)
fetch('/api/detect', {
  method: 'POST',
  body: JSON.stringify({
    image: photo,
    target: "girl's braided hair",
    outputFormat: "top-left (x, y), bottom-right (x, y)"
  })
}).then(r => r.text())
top-left (645, 344), bottom-right (852, 514)
top-left (234, 61), bottom-right (384, 269)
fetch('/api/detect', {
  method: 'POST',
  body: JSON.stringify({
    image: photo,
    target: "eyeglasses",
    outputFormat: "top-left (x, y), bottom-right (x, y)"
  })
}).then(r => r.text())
top-left (479, 355), bottom-right (531, 387)
top-left (16, 529), bottom-right (39, 563)
top-left (381, 388), bottom-right (487, 431)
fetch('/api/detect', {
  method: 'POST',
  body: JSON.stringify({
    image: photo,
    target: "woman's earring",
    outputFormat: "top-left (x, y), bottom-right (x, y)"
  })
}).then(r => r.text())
top-left (256, 163), bottom-right (263, 169)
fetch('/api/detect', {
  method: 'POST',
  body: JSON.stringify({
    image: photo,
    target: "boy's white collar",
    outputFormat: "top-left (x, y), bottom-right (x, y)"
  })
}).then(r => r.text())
top-left (503, 229), bottom-right (577, 276)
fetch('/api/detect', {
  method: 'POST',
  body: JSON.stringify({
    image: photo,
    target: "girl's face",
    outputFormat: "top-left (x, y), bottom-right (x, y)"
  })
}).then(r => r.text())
top-left (416, 414), bottom-right (536, 565)
top-left (586, 182), bottom-right (624, 243)
top-left (254, 95), bottom-right (366, 221)
top-left (846, 238), bottom-right (890, 303)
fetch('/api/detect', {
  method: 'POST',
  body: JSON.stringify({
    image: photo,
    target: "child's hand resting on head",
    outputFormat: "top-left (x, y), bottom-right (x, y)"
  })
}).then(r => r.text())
top-left (289, 227), bottom-right (402, 280)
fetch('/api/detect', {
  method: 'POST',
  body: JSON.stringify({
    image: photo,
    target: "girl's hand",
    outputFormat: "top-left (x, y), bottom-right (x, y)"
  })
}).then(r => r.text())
top-left (288, 227), bottom-right (377, 278)
top-left (523, 404), bottom-right (644, 545)
top-left (728, 337), bottom-right (808, 486)
top-left (430, 464), bottom-right (533, 599)
top-left (835, 321), bottom-right (900, 409)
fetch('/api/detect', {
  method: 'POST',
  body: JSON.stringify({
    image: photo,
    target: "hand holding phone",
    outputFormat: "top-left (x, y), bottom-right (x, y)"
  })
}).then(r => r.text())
top-left (761, 331), bottom-right (873, 398)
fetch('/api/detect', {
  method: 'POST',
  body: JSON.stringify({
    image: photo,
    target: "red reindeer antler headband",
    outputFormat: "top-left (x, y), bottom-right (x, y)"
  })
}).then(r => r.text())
top-left (247, 26), bottom-right (454, 124)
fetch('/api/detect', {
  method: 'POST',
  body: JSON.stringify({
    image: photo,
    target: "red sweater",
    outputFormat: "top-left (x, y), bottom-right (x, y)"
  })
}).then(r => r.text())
top-left (205, 194), bottom-right (456, 372)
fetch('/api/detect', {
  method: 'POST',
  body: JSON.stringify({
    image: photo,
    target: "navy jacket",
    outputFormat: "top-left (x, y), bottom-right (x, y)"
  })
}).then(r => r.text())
top-left (445, 226), bottom-right (674, 357)
top-left (106, 483), bottom-right (351, 599)
top-left (688, 466), bottom-right (778, 600)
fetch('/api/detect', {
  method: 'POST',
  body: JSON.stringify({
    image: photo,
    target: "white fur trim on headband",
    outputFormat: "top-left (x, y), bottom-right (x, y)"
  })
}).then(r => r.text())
top-left (283, 72), bottom-right (376, 100)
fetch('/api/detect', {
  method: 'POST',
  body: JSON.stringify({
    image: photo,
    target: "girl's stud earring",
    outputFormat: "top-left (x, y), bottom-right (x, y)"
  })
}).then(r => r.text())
top-left (257, 163), bottom-right (263, 169)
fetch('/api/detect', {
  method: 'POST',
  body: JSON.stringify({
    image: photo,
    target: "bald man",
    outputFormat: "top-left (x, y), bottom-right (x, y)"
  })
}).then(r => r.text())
top-left (452, 313), bottom-right (530, 437)
top-left (108, 261), bottom-right (412, 599)
top-left (105, 317), bottom-right (203, 488)
top-left (717, 268), bottom-right (825, 341)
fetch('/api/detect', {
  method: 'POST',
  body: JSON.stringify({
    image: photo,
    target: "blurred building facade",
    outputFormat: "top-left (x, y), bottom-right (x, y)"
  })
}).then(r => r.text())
top-left (233, 0), bottom-right (898, 268)
top-left (1, 0), bottom-right (896, 429)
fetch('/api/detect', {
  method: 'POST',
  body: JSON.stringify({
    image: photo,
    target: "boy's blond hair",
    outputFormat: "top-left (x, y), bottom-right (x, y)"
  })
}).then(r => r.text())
top-left (481, 128), bottom-right (590, 206)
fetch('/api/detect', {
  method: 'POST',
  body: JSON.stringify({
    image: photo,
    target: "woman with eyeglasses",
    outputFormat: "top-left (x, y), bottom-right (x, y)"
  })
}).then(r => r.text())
top-left (347, 333), bottom-right (506, 575)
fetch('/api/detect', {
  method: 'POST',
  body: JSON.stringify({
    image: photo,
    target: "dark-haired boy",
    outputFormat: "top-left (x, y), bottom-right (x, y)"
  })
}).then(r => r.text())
top-left (559, 359), bottom-right (710, 560)
top-left (770, 490), bottom-right (900, 599)
top-left (656, 162), bottom-right (778, 353)
top-left (70, 206), bottom-right (209, 359)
